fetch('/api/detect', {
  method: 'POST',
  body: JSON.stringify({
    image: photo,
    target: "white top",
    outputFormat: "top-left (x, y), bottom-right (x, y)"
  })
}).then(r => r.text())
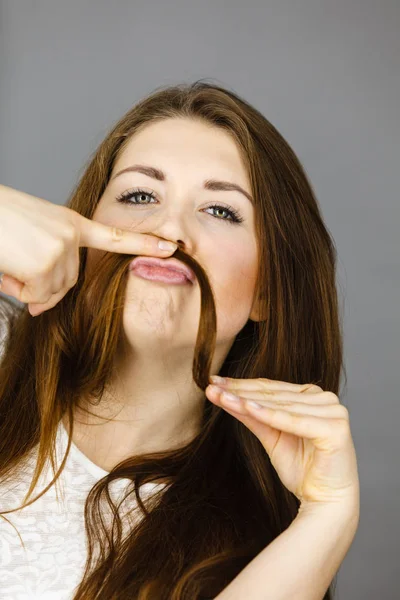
top-left (0, 418), bottom-right (168, 599)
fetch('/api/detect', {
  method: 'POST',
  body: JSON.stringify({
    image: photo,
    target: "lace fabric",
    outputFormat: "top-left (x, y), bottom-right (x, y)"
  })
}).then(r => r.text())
top-left (0, 418), bottom-right (166, 599)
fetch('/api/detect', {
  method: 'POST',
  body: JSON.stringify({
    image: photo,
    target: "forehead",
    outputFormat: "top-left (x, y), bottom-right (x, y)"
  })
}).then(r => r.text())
top-left (112, 117), bottom-right (250, 186)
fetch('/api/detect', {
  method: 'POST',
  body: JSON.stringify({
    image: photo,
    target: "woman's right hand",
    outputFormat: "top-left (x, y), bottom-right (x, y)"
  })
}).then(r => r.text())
top-left (0, 184), bottom-right (178, 316)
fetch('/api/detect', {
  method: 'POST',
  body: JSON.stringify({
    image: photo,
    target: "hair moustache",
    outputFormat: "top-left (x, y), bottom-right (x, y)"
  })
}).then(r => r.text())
top-left (55, 243), bottom-right (217, 402)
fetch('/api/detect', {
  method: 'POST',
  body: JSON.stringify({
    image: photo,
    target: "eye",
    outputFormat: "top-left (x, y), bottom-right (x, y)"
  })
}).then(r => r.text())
top-left (115, 188), bottom-right (244, 225)
top-left (116, 188), bottom-right (158, 205)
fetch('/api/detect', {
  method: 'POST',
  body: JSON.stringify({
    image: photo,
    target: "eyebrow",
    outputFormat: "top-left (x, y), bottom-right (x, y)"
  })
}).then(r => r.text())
top-left (110, 164), bottom-right (254, 205)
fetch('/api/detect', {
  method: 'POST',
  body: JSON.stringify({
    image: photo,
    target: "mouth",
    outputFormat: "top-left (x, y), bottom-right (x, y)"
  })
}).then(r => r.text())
top-left (129, 256), bottom-right (196, 284)
top-left (130, 264), bottom-right (192, 285)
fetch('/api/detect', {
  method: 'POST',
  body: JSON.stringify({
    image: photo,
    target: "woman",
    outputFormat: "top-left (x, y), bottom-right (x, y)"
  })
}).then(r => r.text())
top-left (0, 81), bottom-right (360, 599)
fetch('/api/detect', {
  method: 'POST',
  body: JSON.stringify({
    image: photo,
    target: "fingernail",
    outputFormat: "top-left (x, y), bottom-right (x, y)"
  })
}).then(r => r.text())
top-left (221, 391), bottom-right (240, 403)
top-left (158, 241), bottom-right (177, 251)
top-left (208, 385), bottom-right (222, 394)
top-left (210, 375), bottom-right (227, 385)
top-left (246, 400), bottom-right (262, 410)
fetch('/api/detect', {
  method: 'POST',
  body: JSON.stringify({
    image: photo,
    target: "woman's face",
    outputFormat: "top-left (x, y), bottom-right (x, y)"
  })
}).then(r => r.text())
top-left (87, 117), bottom-right (260, 357)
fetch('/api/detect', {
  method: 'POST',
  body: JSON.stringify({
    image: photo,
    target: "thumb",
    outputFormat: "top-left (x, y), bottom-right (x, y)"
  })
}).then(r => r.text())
top-left (0, 274), bottom-right (25, 301)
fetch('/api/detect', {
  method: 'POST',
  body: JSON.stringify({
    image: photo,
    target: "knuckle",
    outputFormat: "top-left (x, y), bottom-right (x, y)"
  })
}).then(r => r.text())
top-left (336, 404), bottom-right (350, 419)
top-left (287, 410), bottom-right (302, 423)
top-left (308, 384), bottom-right (324, 393)
top-left (271, 399), bottom-right (292, 407)
top-left (67, 275), bottom-right (78, 287)
top-left (335, 419), bottom-right (351, 442)
top-left (110, 226), bottom-right (124, 242)
top-left (324, 391), bottom-right (340, 404)
top-left (63, 224), bottom-right (78, 244)
top-left (61, 205), bottom-right (79, 226)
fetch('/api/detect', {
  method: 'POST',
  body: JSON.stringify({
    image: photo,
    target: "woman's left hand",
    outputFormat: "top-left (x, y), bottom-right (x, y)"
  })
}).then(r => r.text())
top-left (206, 376), bottom-right (360, 512)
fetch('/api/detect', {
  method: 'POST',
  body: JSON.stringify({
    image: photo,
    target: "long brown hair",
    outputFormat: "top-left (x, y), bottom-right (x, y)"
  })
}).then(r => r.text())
top-left (0, 81), bottom-right (345, 599)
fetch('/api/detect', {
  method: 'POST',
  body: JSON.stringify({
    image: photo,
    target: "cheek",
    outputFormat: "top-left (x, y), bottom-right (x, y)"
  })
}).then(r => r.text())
top-left (210, 246), bottom-right (258, 328)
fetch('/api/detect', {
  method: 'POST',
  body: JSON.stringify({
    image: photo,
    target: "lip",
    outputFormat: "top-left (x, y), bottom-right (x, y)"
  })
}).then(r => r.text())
top-left (129, 256), bottom-right (196, 283)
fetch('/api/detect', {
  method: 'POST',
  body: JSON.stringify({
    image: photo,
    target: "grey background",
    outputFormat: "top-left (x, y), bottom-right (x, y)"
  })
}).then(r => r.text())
top-left (0, 1), bottom-right (399, 598)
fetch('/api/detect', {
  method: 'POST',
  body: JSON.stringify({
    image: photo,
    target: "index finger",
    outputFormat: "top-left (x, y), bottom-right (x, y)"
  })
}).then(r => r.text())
top-left (209, 376), bottom-right (322, 394)
top-left (77, 216), bottom-right (178, 255)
